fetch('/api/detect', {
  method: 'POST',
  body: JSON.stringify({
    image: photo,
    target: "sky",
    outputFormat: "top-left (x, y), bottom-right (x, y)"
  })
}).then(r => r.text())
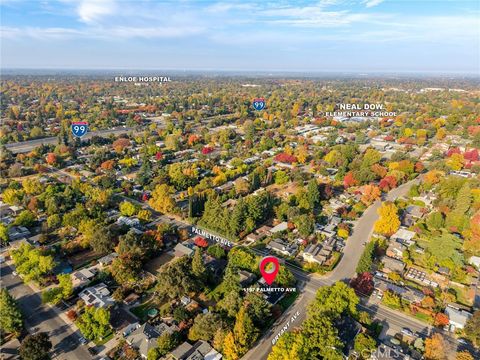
top-left (1, 0), bottom-right (479, 73)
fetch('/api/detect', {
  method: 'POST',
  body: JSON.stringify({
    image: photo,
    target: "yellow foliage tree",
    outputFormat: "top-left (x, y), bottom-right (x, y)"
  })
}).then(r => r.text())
top-left (296, 146), bottom-right (308, 164)
top-left (223, 331), bottom-right (240, 360)
top-left (424, 333), bottom-right (446, 360)
top-left (456, 351), bottom-right (474, 360)
top-left (374, 202), bottom-right (400, 237)
top-left (435, 128), bottom-right (446, 140)
top-left (446, 153), bottom-right (465, 171)
top-left (424, 170), bottom-right (444, 186)
top-left (148, 184), bottom-right (176, 214)
top-left (324, 150), bottom-right (340, 165)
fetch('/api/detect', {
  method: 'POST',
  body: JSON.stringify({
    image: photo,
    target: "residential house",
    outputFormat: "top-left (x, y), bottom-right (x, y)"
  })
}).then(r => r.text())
top-left (412, 192), bottom-right (436, 208)
top-left (239, 270), bottom-right (256, 287)
top-left (328, 198), bottom-right (344, 212)
top-left (267, 239), bottom-right (298, 257)
top-left (468, 256), bottom-right (480, 270)
top-left (381, 256), bottom-right (406, 274)
top-left (386, 242), bottom-right (406, 260)
top-left (374, 277), bottom-right (425, 304)
top-left (71, 267), bottom-right (96, 289)
top-left (315, 223), bottom-right (336, 238)
top-left (27, 234), bottom-right (42, 245)
top-left (98, 252), bottom-right (118, 267)
top-left (302, 243), bottom-right (327, 265)
top-left (116, 216), bottom-right (141, 229)
top-left (391, 228), bottom-right (416, 246)
top-left (126, 323), bottom-right (161, 359)
top-left (257, 278), bottom-right (285, 305)
top-left (245, 233), bottom-right (261, 244)
top-left (169, 340), bottom-right (222, 360)
top-left (405, 268), bottom-right (438, 288)
top-left (79, 283), bottom-right (114, 308)
top-left (402, 205), bottom-right (424, 226)
top-left (445, 304), bottom-right (472, 330)
top-left (174, 243), bottom-right (194, 257)
top-left (123, 293), bottom-right (140, 306)
top-left (269, 222), bottom-right (288, 234)
top-left (7, 226), bottom-right (30, 241)
top-left (204, 256), bottom-right (227, 280)
top-left (256, 225), bottom-right (272, 237)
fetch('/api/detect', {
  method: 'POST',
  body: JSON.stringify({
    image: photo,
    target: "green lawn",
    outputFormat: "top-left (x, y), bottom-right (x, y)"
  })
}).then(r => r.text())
top-left (94, 330), bottom-right (114, 346)
top-left (130, 301), bottom-right (155, 321)
top-left (413, 312), bottom-right (433, 324)
top-left (449, 285), bottom-right (472, 307)
top-left (278, 291), bottom-right (299, 311)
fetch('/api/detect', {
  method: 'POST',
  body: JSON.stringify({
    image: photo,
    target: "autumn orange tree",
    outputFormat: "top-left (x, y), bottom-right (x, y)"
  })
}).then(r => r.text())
top-left (45, 152), bottom-right (57, 165)
top-left (361, 184), bottom-right (381, 205)
top-left (424, 333), bottom-right (446, 360)
top-left (464, 211), bottom-right (480, 254)
top-left (434, 313), bottom-right (449, 327)
top-left (373, 202), bottom-right (400, 237)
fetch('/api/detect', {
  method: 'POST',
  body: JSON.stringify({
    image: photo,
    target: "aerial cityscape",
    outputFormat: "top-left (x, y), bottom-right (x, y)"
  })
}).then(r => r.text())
top-left (0, 1), bottom-right (479, 360)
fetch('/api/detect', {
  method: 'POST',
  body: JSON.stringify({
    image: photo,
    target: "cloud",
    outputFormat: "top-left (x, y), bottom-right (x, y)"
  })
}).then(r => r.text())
top-left (77, 0), bottom-right (116, 23)
top-left (260, 2), bottom-right (376, 28)
top-left (206, 2), bottom-right (255, 13)
top-left (1, 26), bottom-right (84, 40)
top-left (0, 24), bottom-right (205, 40)
top-left (363, 0), bottom-right (384, 8)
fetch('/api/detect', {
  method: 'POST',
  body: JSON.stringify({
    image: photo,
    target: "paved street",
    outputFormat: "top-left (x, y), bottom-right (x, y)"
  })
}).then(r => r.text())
top-left (242, 178), bottom-right (448, 360)
top-left (0, 262), bottom-right (91, 360)
top-left (4, 127), bottom-right (134, 154)
top-left (20, 170), bottom-right (472, 359)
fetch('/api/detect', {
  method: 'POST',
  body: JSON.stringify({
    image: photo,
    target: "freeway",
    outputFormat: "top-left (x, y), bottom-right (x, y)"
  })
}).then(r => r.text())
top-left (0, 262), bottom-right (91, 360)
top-left (4, 127), bottom-right (135, 154)
top-left (242, 178), bottom-right (434, 360)
top-left (4, 113), bottom-right (238, 155)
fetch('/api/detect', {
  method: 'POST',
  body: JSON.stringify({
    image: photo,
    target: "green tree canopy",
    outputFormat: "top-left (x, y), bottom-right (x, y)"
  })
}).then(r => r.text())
top-left (19, 333), bottom-right (52, 360)
top-left (0, 288), bottom-right (23, 336)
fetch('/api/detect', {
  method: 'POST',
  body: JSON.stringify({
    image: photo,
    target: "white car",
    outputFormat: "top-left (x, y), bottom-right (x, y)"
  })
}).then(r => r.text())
top-left (79, 337), bottom-right (88, 345)
top-left (401, 328), bottom-right (414, 337)
top-left (12, 271), bottom-right (18, 276)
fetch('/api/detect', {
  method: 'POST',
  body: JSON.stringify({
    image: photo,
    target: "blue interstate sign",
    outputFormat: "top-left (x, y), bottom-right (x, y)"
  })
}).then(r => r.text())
top-left (253, 98), bottom-right (266, 111)
top-left (71, 122), bottom-right (88, 138)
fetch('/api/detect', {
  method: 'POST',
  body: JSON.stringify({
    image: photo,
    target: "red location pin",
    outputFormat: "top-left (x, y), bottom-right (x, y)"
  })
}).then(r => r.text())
top-left (259, 256), bottom-right (280, 286)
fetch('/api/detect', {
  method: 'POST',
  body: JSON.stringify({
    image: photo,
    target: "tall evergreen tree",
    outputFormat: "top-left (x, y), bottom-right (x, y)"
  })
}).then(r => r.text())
top-left (306, 179), bottom-right (320, 208)
top-left (0, 288), bottom-right (23, 336)
top-left (192, 247), bottom-right (206, 280)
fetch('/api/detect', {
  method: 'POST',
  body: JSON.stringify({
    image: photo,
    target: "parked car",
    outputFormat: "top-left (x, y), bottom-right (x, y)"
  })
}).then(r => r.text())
top-left (401, 328), bottom-right (414, 337)
top-left (79, 337), bottom-right (88, 345)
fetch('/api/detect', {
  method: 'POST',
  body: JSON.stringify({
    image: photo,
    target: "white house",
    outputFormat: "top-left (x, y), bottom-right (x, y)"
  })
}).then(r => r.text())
top-left (79, 283), bottom-right (114, 308)
top-left (445, 305), bottom-right (472, 330)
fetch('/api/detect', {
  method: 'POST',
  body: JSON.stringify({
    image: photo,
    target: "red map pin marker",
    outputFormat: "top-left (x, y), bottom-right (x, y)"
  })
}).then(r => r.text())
top-left (259, 256), bottom-right (280, 286)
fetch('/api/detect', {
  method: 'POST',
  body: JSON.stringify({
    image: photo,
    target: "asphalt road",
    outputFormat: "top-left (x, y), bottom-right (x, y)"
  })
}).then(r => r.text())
top-left (242, 178), bottom-right (440, 360)
top-left (4, 127), bottom-right (134, 154)
top-left (0, 263), bottom-right (91, 360)
top-left (40, 170), bottom-right (475, 358)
